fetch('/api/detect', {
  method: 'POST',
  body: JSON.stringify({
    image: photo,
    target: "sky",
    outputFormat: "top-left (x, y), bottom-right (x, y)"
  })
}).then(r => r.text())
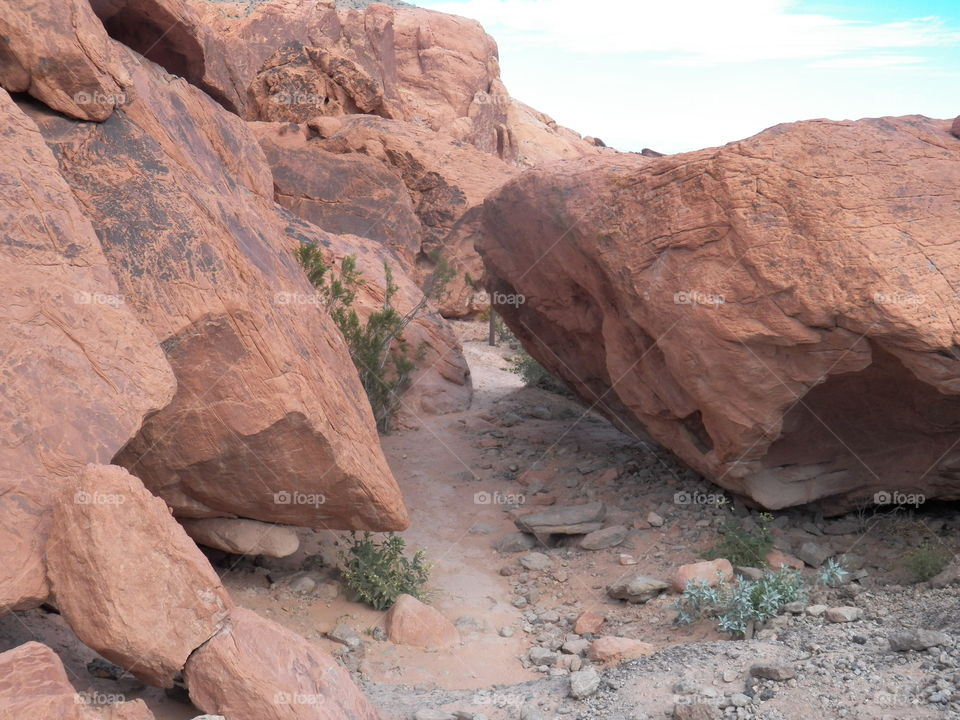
top-left (416, 0), bottom-right (960, 154)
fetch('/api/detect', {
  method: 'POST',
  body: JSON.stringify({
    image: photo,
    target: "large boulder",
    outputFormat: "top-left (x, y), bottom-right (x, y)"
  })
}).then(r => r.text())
top-left (184, 607), bottom-right (381, 720)
top-left (25, 49), bottom-right (407, 530)
top-left (0, 642), bottom-right (86, 719)
top-left (0, 88), bottom-right (175, 612)
top-left (0, 0), bottom-right (129, 121)
top-left (480, 115), bottom-right (960, 513)
top-left (46, 464), bottom-right (233, 688)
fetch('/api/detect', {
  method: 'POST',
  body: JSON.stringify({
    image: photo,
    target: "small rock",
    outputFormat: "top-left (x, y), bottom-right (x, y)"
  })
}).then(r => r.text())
top-left (783, 601), bottom-right (806, 614)
top-left (580, 525), bottom-right (628, 550)
top-left (646, 511), bottom-right (664, 528)
top-left (413, 711), bottom-right (456, 720)
top-left (87, 657), bottom-right (125, 679)
top-left (825, 606), bottom-right (862, 623)
top-left (888, 629), bottom-right (950, 652)
top-left (607, 573), bottom-right (670, 603)
top-left (495, 532), bottom-right (537, 553)
top-left (288, 575), bottom-right (316, 594)
top-left (385, 594), bottom-right (460, 648)
top-left (519, 552), bottom-right (553, 571)
top-left (561, 639), bottom-right (590, 655)
top-left (618, 553), bottom-right (638, 565)
top-left (673, 702), bottom-right (721, 720)
top-left (670, 559), bottom-right (733, 593)
top-left (795, 541), bottom-right (834, 568)
top-left (730, 693), bottom-right (751, 708)
top-left (328, 622), bottom-right (361, 649)
top-left (735, 566), bottom-right (764, 581)
top-left (805, 604), bottom-right (828, 617)
top-left (529, 647), bottom-right (558, 666)
top-left (764, 550), bottom-right (804, 570)
top-left (749, 662), bottom-right (796, 681)
top-left (574, 611), bottom-right (605, 635)
top-left (587, 636), bottom-right (655, 664)
top-left (515, 503), bottom-right (606, 535)
top-left (569, 668), bottom-right (601, 699)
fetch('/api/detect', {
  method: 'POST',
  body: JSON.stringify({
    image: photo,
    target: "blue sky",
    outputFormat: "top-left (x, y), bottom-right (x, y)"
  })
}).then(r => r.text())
top-left (416, 0), bottom-right (960, 153)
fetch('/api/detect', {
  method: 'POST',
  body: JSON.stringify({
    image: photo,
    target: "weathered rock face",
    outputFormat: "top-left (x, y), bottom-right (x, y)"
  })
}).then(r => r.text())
top-left (184, 607), bottom-right (381, 720)
top-left (276, 210), bottom-right (472, 426)
top-left (46, 464), bottom-right (233, 687)
top-left (0, 0), bottom-right (130, 121)
top-left (0, 88), bottom-right (175, 613)
top-left (480, 115), bottom-right (960, 513)
top-left (88, 0), bottom-right (600, 164)
top-left (26, 50), bottom-right (408, 531)
top-left (0, 642), bottom-right (85, 720)
top-left (294, 114), bottom-right (517, 315)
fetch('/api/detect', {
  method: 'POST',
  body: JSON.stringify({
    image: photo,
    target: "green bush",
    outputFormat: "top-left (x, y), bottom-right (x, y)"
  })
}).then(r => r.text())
top-left (905, 541), bottom-right (951, 582)
top-left (295, 244), bottom-right (450, 432)
top-left (702, 512), bottom-right (774, 568)
top-left (674, 567), bottom-right (806, 638)
top-left (339, 532), bottom-right (430, 610)
top-left (509, 348), bottom-right (570, 396)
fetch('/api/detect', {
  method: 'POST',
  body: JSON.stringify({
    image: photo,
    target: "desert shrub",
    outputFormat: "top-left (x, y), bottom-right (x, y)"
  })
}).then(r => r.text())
top-left (674, 567), bottom-right (806, 638)
top-left (339, 532), bottom-right (430, 611)
top-left (295, 244), bottom-right (450, 432)
top-left (816, 557), bottom-right (849, 587)
top-left (905, 541), bottom-right (951, 581)
top-left (702, 512), bottom-right (774, 568)
top-left (509, 348), bottom-right (570, 396)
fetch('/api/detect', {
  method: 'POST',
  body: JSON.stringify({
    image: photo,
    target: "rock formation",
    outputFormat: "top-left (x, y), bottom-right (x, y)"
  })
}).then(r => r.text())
top-left (480, 115), bottom-right (960, 513)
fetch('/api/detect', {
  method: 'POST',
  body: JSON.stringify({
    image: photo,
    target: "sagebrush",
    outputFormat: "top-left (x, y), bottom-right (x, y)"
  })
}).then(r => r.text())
top-left (906, 541), bottom-right (951, 581)
top-left (339, 532), bottom-right (430, 610)
top-left (702, 511), bottom-right (774, 568)
top-left (295, 244), bottom-right (451, 432)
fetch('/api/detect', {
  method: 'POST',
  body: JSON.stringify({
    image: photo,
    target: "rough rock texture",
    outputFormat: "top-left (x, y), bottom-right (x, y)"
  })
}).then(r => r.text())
top-left (26, 49), bottom-right (407, 530)
top-left (292, 115), bottom-right (517, 315)
top-left (670, 559), bottom-right (734, 593)
top-left (481, 115), bottom-right (960, 513)
top-left (607, 574), bottom-right (670, 603)
top-left (586, 636), bottom-right (656, 664)
top-left (952, 116), bottom-right (960, 139)
top-left (0, 642), bottom-right (85, 720)
top-left (0, 88), bottom-right (175, 612)
top-left (88, 0), bottom-right (600, 164)
top-left (383, 594), bottom-right (460, 649)
top-left (514, 502), bottom-right (606, 535)
top-left (0, 0), bottom-right (130, 121)
top-left (46, 464), bottom-right (233, 687)
top-left (180, 518), bottom-right (301, 558)
top-left (184, 607), bottom-right (381, 720)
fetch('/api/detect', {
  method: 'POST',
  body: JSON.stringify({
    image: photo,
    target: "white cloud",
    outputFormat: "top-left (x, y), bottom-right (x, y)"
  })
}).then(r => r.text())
top-left (420, 0), bottom-right (959, 64)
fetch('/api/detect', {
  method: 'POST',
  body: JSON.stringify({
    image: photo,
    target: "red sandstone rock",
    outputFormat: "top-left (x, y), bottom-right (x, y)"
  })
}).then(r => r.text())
top-left (0, 88), bottom-right (175, 613)
top-left (480, 116), bottom-right (960, 513)
top-left (0, 642), bottom-right (85, 720)
top-left (952, 116), bottom-right (960, 139)
top-left (184, 607), bottom-right (381, 720)
top-left (573, 611), bottom-right (606, 635)
top-left (25, 49), bottom-right (408, 531)
top-left (180, 518), bottom-right (301, 558)
top-left (670, 559), bottom-right (734, 593)
top-left (765, 550), bottom-right (805, 570)
top-left (46, 464), bottom-right (233, 687)
top-left (587, 636), bottom-right (656, 664)
top-left (384, 594), bottom-right (460, 649)
top-left (0, 0), bottom-right (129, 121)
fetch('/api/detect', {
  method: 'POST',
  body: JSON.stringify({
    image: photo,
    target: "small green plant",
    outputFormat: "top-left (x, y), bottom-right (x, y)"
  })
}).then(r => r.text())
top-left (905, 541), bottom-right (951, 582)
top-left (674, 567), bottom-right (806, 638)
top-left (339, 532), bottom-right (430, 611)
top-left (702, 512), bottom-right (774, 568)
top-left (295, 244), bottom-right (451, 432)
top-left (509, 348), bottom-right (570, 396)
top-left (816, 557), bottom-right (849, 587)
